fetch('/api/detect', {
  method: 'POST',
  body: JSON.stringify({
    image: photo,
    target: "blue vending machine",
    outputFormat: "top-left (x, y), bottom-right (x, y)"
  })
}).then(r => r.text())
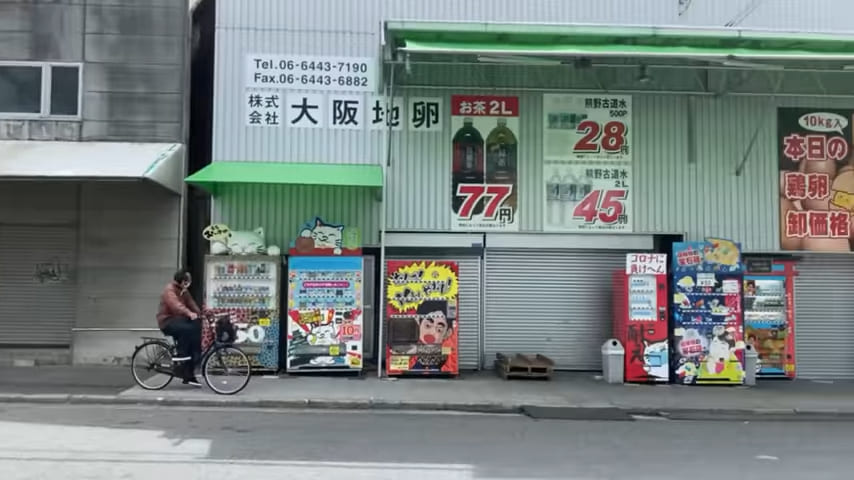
top-left (670, 238), bottom-right (746, 385)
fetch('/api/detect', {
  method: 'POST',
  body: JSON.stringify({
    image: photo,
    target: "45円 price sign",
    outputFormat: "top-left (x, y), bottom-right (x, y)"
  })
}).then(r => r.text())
top-left (450, 95), bottom-right (520, 231)
top-left (543, 94), bottom-right (633, 232)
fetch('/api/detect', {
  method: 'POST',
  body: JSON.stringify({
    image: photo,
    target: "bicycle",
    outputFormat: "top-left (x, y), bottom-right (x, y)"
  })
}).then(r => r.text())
top-left (131, 313), bottom-right (252, 395)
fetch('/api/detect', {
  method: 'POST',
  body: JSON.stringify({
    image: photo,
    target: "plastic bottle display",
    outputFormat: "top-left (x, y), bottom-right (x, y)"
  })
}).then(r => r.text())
top-left (485, 118), bottom-right (518, 211)
top-left (451, 118), bottom-right (484, 215)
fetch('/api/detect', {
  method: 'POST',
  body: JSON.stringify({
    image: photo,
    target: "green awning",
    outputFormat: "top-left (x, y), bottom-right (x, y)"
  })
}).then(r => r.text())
top-left (387, 21), bottom-right (854, 62)
top-left (185, 161), bottom-right (383, 193)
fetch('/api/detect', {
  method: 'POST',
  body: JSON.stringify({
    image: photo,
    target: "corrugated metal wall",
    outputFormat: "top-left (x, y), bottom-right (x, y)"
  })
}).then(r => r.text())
top-left (214, 0), bottom-right (854, 251)
top-left (212, 184), bottom-right (381, 247)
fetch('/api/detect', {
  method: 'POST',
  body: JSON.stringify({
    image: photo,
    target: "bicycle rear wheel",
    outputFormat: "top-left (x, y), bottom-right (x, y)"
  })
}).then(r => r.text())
top-left (202, 344), bottom-right (251, 395)
top-left (131, 341), bottom-right (174, 390)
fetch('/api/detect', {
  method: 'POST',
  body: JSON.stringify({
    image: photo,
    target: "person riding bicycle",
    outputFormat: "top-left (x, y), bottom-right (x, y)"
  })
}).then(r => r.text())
top-left (156, 269), bottom-right (203, 387)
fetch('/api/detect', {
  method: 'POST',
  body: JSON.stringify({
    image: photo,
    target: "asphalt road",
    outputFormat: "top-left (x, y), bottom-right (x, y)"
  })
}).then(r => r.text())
top-left (0, 404), bottom-right (851, 480)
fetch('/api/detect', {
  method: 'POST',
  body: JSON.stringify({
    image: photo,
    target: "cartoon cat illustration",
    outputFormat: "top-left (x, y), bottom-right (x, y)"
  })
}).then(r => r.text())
top-left (642, 340), bottom-right (669, 380)
top-left (300, 217), bottom-right (344, 255)
top-left (307, 323), bottom-right (338, 366)
top-left (705, 334), bottom-right (734, 375)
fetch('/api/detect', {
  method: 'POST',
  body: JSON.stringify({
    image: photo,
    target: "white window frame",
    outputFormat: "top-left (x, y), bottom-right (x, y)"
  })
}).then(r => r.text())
top-left (0, 61), bottom-right (83, 120)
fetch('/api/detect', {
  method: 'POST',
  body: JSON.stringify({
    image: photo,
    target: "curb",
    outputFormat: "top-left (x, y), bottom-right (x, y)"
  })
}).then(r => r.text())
top-left (2, 393), bottom-right (854, 421)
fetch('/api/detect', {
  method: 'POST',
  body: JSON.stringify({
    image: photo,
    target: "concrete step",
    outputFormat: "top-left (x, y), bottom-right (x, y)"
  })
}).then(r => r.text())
top-left (0, 349), bottom-right (71, 367)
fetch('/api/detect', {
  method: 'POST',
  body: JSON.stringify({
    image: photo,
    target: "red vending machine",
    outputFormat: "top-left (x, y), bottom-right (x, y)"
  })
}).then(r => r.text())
top-left (613, 253), bottom-right (669, 383)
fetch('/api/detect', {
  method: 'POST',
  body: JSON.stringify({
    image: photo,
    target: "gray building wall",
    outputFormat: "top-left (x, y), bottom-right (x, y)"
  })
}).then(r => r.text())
top-left (0, 0), bottom-right (189, 142)
top-left (213, 0), bottom-right (854, 251)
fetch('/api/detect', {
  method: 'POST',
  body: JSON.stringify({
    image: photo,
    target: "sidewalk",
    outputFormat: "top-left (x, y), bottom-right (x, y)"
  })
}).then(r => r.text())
top-left (2, 366), bottom-right (854, 420)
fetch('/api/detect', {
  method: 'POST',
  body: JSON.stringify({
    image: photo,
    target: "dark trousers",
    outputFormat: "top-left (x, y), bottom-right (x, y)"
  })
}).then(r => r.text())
top-left (161, 316), bottom-right (201, 379)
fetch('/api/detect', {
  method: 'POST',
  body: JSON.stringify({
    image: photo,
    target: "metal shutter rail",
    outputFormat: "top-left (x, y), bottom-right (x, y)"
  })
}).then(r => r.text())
top-left (385, 257), bottom-right (482, 370)
top-left (794, 254), bottom-right (854, 380)
top-left (0, 225), bottom-right (77, 346)
top-left (484, 248), bottom-right (627, 370)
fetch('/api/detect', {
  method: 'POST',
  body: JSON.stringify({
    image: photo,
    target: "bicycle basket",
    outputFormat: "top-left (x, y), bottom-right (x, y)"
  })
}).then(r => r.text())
top-left (215, 316), bottom-right (237, 344)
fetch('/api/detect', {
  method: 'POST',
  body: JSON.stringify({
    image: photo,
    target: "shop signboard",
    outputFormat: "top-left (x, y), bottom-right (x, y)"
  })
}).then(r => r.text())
top-left (542, 94), bottom-right (633, 232)
top-left (385, 260), bottom-right (460, 376)
top-left (450, 95), bottom-right (520, 231)
top-left (778, 108), bottom-right (854, 251)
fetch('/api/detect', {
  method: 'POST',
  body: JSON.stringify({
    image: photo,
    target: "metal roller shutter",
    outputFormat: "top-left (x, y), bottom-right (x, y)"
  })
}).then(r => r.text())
top-left (794, 254), bottom-right (854, 380)
top-left (0, 225), bottom-right (78, 346)
top-left (385, 256), bottom-right (483, 370)
top-left (484, 248), bottom-right (627, 370)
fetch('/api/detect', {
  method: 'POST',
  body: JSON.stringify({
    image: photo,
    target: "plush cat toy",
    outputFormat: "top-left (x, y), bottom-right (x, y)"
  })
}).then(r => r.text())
top-left (202, 224), bottom-right (281, 256)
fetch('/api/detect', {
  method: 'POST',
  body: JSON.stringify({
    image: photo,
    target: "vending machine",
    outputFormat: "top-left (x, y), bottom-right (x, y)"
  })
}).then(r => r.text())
top-left (612, 253), bottom-right (669, 383)
top-left (671, 239), bottom-right (745, 385)
top-left (285, 256), bottom-right (364, 372)
top-left (203, 255), bottom-right (281, 371)
top-left (385, 260), bottom-right (460, 376)
top-left (743, 259), bottom-right (797, 379)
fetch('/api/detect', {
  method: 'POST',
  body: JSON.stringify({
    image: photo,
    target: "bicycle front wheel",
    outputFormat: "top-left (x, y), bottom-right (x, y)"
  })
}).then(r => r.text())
top-left (131, 341), bottom-right (174, 390)
top-left (202, 344), bottom-right (251, 395)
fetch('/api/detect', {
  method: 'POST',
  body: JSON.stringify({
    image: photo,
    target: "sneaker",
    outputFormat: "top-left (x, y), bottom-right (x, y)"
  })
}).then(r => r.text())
top-left (182, 378), bottom-right (202, 388)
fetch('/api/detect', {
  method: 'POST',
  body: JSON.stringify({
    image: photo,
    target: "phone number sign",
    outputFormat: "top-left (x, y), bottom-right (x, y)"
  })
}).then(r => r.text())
top-left (245, 54), bottom-right (377, 92)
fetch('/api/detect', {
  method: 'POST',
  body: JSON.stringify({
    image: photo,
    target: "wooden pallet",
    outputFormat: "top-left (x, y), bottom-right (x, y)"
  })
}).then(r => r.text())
top-left (494, 353), bottom-right (555, 380)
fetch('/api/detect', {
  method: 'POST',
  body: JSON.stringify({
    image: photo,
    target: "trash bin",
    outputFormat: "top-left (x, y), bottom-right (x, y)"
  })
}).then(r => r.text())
top-left (601, 339), bottom-right (625, 384)
top-left (744, 344), bottom-right (758, 386)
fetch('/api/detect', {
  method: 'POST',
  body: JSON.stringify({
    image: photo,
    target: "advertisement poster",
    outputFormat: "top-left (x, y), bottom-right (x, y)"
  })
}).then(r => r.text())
top-left (778, 108), bottom-right (854, 251)
top-left (286, 256), bottom-right (363, 371)
top-left (385, 260), bottom-right (459, 376)
top-left (450, 95), bottom-right (519, 231)
top-left (543, 94), bottom-right (633, 232)
top-left (671, 239), bottom-right (746, 385)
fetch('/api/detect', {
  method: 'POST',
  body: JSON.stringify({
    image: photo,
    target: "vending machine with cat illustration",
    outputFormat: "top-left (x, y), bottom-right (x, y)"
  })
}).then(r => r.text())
top-left (671, 239), bottom-right (746, 385)
top-left (613, 253), bottom-right (669, 383)
top-left (285, 217), bottom-right (365, 372)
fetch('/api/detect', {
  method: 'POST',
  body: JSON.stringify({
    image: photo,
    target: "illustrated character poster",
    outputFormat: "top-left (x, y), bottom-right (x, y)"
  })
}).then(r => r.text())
top-left (385, 261), bottom-right (459, 376)
top-left (778, 108), bottom-right (854, 251)
top-left (286, 256), bottom-right (363, 370)
top-left (450, 95), bottom-right (520, 232)
top-left (543, 94), bottom-right (633, 232)
top-left (671, 239), bottom-right (746, 385)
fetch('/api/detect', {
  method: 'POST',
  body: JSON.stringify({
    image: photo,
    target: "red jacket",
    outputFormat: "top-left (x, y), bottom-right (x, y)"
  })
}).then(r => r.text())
top-left (156, 281), bottom-right (201, 329)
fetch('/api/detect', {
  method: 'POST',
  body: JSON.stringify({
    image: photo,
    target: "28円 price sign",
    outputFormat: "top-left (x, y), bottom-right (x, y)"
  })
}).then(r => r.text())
top-left (778, 108), bottom-right (854, 251)
top-left (450, 95), bottom-right (520, 231)
top-left (542, 94), bottom-right (633, 232)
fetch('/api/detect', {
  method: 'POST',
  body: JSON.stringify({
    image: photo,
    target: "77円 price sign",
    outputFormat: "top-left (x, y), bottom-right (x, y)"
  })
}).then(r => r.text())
top-left (454, 184), bottom-right (515, 227)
